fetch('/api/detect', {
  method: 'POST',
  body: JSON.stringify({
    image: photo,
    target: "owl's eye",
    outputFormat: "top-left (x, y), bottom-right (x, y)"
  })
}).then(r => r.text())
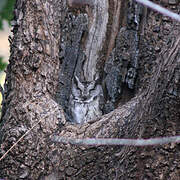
top-left (87, 82), bottom-right (95, 91)
top-left (72, 85), bottom-right (81, 97)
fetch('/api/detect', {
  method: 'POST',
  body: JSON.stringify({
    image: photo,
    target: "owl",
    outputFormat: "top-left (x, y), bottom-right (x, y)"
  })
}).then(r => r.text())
top-left (69, 75), bottom-right (103, 124)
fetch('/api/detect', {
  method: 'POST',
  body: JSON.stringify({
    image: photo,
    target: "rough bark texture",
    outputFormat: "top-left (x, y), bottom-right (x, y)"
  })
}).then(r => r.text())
top-left (0, 0), bottom-right (180, 179)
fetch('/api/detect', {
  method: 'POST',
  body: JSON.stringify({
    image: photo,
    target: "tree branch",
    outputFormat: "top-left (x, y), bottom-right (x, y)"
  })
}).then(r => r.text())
top-left (51, 135), bottom-right (180, 146)
top-left (134, 0), bottom-right (180, 22)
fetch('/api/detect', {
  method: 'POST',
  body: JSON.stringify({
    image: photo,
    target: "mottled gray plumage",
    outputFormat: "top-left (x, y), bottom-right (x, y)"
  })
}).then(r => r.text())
top-left (69, 76), bottom-right (103, 124)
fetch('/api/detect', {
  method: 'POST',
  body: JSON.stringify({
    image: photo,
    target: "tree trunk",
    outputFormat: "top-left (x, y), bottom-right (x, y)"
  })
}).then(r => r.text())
top-left (0, 0), bottom-right (180, 179)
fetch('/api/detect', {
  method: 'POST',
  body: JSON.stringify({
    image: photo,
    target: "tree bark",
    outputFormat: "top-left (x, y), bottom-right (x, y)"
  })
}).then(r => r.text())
top-left (0, 0), bottom-right (180, 179)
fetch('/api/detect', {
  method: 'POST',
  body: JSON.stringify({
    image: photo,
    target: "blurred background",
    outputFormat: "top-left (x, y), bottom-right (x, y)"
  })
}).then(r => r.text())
top-left (0, 0), bottom-right (15, 113)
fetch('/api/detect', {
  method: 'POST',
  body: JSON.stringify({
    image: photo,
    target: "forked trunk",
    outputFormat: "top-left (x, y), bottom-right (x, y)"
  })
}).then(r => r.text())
top-left (0, 0), bottom-right (180, 179)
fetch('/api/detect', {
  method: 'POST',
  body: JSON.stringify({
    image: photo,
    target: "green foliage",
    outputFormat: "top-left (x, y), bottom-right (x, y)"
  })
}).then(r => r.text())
top-left (0, 0), bottom-right (15, 29)
top-left (0, 57), bottom-right (7, 71)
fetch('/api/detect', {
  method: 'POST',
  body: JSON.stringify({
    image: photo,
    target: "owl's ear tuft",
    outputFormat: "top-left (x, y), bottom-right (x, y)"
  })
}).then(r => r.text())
top-left (67, 0), bottom-right (93, 8)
